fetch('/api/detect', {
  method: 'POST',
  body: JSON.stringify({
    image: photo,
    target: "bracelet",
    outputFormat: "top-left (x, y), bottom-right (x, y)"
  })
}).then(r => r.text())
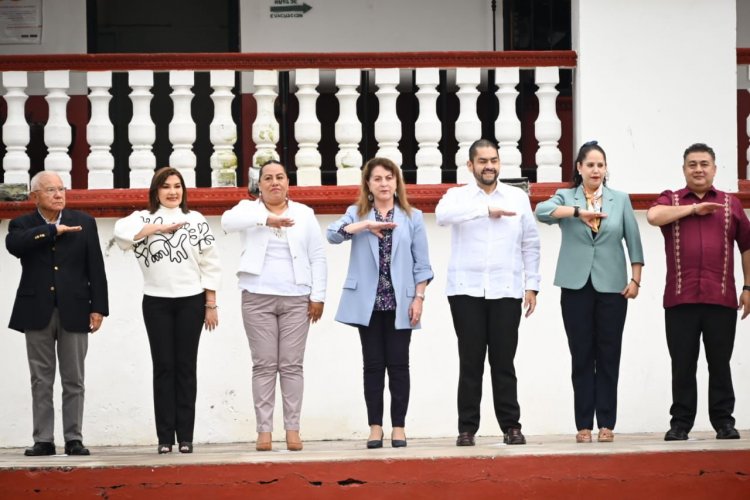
top-left (630, 278), bottom-right (640, 288)
top-left (415, 292), bottom-right (426, 301)
top-left (205, 304), bottom-right (218, 309)
top-left (743, 285), bottom-right (750, 292)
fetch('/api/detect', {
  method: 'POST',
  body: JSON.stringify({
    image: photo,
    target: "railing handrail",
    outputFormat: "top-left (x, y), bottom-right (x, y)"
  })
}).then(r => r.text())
top-left (0, 50), bottom-right (577, 72)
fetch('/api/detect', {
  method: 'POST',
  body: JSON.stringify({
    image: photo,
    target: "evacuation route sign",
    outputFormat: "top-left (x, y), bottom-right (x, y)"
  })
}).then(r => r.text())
top-left (270, 1), bottom-right (312, 19)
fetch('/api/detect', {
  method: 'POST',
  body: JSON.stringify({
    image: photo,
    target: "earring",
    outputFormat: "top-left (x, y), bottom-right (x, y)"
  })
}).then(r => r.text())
top-left (394, 192), bottom-right (398, 200)
top-left (367, 193), bottom-right (374, 202)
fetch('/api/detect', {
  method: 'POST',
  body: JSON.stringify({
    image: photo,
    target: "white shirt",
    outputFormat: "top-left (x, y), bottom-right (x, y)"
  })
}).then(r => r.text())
top-left (237, 211), bottom-right (312, 297)
top-left (435, 181), bottom-right (541, 299)
top-left (113, 206), bottom-right (222, 298)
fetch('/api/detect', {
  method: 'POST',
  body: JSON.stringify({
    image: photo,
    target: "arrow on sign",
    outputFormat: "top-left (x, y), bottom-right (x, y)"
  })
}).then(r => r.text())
top-left (270, 3), bottom-right (312, 14)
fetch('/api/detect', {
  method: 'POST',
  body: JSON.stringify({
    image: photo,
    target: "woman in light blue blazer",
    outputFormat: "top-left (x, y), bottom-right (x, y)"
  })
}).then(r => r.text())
top-left (327, 157), bottom-right (433, 449)
top-left (535, 141), bottom-right (644, 444)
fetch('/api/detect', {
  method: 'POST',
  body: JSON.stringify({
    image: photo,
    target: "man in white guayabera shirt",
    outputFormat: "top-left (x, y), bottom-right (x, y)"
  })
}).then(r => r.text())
top-left (436, 139), bottom-right (541, 448)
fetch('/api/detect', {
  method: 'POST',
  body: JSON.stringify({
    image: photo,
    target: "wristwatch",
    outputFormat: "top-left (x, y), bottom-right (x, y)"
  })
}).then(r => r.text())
top-left (573, 206), bottom-right (580, 218)
top-left (743, 285), bottom-right (750, 292)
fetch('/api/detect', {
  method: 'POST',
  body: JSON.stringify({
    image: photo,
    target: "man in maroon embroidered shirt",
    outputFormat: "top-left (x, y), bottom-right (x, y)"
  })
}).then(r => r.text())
top-left (647, 143), bottom-right (750, 441)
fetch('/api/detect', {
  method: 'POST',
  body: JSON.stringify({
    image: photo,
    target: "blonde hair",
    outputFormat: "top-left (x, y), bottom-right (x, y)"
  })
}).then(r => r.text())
top-left (355, 157), bottom-right (411, 218)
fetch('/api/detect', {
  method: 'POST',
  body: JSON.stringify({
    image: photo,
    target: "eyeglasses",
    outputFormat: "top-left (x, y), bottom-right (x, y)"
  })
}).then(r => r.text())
top-left (36, 187), bottom-right (67, 195)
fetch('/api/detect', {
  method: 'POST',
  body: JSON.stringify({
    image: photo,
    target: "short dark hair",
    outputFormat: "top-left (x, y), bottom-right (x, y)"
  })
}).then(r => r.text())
top-left (148, 167), bottom-right (189, 214)
top-left (683, 143), bottom-right (715, 161)
top-left (468, 139), bottom-right (498, 163)
top-left (572, 140), bottom-right (607, 188)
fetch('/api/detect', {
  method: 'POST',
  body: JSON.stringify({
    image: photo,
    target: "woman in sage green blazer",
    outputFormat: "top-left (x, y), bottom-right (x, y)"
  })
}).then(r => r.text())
top-left (535, 141), bottom-right (644, 444)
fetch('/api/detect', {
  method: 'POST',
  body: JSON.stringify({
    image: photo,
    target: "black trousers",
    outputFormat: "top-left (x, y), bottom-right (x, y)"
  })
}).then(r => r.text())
top-left (665, 304), bottom-right (737, 431)
top-left (358, 311), bottom-right (412, 427)
top-left (448, 295), bottom-right (522, 434)
top-left (142, 293), bottom-right (204, 444)
top-left (560, 280), bottom-right (627, 431)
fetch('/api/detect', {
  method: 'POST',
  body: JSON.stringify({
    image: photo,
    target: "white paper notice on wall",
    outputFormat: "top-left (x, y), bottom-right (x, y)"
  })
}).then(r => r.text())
top-left (0, 0), bottom-right (42, 44)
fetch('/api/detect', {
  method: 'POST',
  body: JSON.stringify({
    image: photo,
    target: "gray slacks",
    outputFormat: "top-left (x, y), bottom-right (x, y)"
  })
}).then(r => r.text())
top-left (25, 308), bottom-right (88, 443)
top-left (241, 292), bottom-right (310, 432)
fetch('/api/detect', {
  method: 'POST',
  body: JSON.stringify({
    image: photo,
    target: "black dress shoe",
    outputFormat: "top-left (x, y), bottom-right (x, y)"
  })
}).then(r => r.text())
top-left (716, 424), bottom-right (740, 440)
top-left (664, 426), bottom-right (689, 441)
top-left (503, 428), bottom-right (526, 445)
top-left (24, 442), bottom-right (56, 456)
top-left (65, 440), bottom-right (90, 456)
top-left (456, 432), bottom-right (475, 446)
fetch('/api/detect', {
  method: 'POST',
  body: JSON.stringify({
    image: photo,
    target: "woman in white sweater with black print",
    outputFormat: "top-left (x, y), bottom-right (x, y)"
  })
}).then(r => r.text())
top-left (222, 160), bottom-right (326, 452)
top-left (114, 167), bottom-right (221, 455)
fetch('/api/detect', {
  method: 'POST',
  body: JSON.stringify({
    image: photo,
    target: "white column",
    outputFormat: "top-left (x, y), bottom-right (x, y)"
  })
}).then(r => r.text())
top-left (128, 70), bottom-right (156, 188)
top-left (415, 68), bottom-right (442, 184)
top-left (334, 68), bottom-right (362, 185)
top-left (251, 70), bottom-right (279, 190)
top-left (495, 67), bottom-right (522, 179)
top-left (209, 70), bottom-right (237, 187)
top-left (747, 80), bottom-right (750, 179)
top-left (294, 68), bottom-right (321, 186)
top-left (374, 68), bottom-right (402, 164)
top-left (534, 66), bottom-right (562, 182)
top-left (454, 68), bottom-right (481, 185)
top-left (43, 71), bottom-right (72, 188)
top-left (1, 72), bottom-right (30, 185)
top-left (86, 71), bottom-right (114, 189)
top-left (169, 70), bottom-right (196, 187)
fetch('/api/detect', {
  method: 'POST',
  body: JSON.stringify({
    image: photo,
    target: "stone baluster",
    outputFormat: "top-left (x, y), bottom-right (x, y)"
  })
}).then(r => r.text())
top-left (44, 71), bottom-right (72, 188)
top-left (374, 68), bottom-right (402, 165)
top-left (454, 68), bottom-right (481, 184)
top-left (86, 71), bottom-right (114, 189)
top-left (1, 71), bottom-right (30, 185)
top-left (294, 68), bottom-right (321, 186)
top-left (334, 68), bottom-right (362, 185)
top-left (209, 70), bottom-right (237, 187)
top-left (128, 70), bottom-right (156, 188)
top-left (495, 67), bottom-right (522, 179)
top-left (534, 66), bottom-right (562, 182)
top-left (251, 70), bottom-right (279, 191)
top-left (414, 68), bottom-right (442, 184)
top-left (169, 70), bottom-right (196, 187)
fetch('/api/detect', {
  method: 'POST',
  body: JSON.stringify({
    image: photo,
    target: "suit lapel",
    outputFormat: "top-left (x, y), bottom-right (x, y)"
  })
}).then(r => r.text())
top-left (598, 186), bottom-right (615, 234)
top-left (391, 206), bottom-right (406, 257)
top-left (573, 186), bottom-right (594, 242)
top-left (367, 209), bottom-right (379, 265)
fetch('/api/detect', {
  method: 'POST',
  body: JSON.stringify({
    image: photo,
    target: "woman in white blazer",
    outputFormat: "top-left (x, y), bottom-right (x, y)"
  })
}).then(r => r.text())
top-left (327, 157), bottom-right (433, 449)
top-left (221, 161), bottom-right (326, 452)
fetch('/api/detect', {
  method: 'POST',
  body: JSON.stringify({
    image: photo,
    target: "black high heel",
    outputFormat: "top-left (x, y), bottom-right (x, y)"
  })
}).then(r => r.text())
top-left (366, 432), bottom-right (384, 449)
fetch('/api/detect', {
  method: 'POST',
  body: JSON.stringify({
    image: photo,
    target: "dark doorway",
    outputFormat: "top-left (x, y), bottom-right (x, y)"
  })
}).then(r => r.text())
top-left (86, 0), bottom-right (240, 187)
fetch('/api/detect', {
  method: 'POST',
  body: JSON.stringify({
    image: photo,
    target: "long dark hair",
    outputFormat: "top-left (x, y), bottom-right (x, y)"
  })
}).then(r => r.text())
top-left (571, 141), bottom-right (607, 188)
top-left (148, 167), bottom-right (189, 214)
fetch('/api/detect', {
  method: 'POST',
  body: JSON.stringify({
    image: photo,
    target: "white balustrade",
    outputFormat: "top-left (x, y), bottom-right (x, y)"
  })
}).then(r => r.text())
top-left (44, 71), bottom-right (72, 188)
top-left (169, 70), bottom-right (196, 187)
top-left (251, 70), bottom-right (280, 191)
top-left (1, 71), bottom-right (30, 185)
top-left (334, 68), bottom-right (362, 185)
top-left (128, 70), bottom-right (156, 188)
top-left (86, 71), bottom-right (114, 189)
top-left (374, 68), bottom-right (402, 165)
top-left (294, 69), bottom-right (321, 186)
top-left (209, 70), bottom-right (237, 187)
top-left (495, 67), bottom-right (522, 179)
top-left (414, 68), bottom-right (442, 184)
top-left (454, 68), bottom-right (481, 184)
top-left (534, 66), bottom-right (562, 182)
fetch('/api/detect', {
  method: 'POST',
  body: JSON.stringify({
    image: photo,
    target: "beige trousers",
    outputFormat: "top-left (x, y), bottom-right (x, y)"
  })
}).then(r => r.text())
top-left (241, 291), bottom-right (310, 432)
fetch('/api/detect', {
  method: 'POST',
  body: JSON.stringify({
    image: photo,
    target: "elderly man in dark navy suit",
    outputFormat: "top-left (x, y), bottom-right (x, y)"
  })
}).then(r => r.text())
top-left (6, 171), bottom-right (109, 456)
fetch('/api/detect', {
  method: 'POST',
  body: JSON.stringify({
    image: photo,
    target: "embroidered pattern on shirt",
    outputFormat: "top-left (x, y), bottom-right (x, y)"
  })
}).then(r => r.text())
top-left (133, 215), bottom-right (214, 267)
top-left (721, 194), bottom-right (731, 296)
top-left (672, 193), bottom-right (683, 295)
